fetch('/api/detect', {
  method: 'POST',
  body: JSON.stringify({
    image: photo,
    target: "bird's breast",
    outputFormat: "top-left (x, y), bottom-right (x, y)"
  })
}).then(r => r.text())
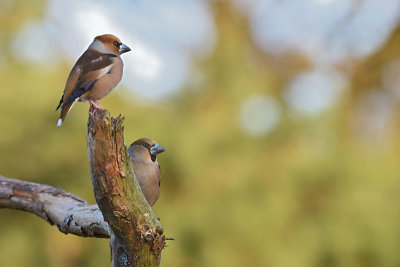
top-left (80, 58), bottom-right (124, 101)
top-left (132, 162), bottom-right (161, 206)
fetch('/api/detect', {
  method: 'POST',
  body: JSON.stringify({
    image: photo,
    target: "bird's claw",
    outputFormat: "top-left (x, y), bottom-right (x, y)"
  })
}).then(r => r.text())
top-left (89, 100), bottom-right (104, 117)
top-left (89, 100), bottom-right (103, 110)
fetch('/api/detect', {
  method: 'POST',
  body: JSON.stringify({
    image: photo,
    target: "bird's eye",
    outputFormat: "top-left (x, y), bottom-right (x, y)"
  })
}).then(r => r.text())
top-left (113, 41), bottom-right (121, 48)
top-left (143, 143), bottom-right (150, 148)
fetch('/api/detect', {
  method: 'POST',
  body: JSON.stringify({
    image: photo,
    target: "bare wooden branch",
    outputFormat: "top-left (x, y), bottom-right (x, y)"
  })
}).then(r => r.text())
top-left (87, 109), bottom-right (164, 267)
top-left (0, 175), bottom-right (110, 238)
top-left (0, 108), bottom-right (166, 266)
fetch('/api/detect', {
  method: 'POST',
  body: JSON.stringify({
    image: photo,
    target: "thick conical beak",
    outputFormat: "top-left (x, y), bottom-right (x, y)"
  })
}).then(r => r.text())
top-left (150, 143), bottom-right (166, 156)
top-left (119, 43), bottom-right (131, 54)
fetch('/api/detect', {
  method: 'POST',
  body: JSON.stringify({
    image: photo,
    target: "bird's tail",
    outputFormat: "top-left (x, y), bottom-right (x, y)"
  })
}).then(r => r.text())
top-left (56, 101), bottom-right (75, 127)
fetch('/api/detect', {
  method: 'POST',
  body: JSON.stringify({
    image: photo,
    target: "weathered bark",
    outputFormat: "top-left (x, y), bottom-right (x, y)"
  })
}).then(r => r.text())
top-left (0, 108), bottom-right (165, 266)
top-left (87, 109), bottom-right (164, 267)
top-left (0, 175), bottom-right (109, 238)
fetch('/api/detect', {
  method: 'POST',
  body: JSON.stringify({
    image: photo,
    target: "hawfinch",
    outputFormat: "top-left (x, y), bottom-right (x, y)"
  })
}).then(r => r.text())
top-left (56, 34), bottom-right (131, 126)
top-left (128, 138), bottom-right (166, 206)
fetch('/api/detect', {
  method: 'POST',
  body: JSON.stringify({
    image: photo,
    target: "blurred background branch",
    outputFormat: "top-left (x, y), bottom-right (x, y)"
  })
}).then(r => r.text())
top-left (0, 175), bottom-right (109, 238)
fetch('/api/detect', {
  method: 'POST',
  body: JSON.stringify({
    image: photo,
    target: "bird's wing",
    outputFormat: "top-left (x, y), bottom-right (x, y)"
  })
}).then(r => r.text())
top-left (59, 51), bottom-right (117, 108)
top-left (56, 64), bottom-right (80, 110)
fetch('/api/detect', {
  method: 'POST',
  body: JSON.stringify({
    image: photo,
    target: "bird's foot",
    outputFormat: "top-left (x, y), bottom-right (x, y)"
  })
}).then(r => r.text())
top-left (89, 100), bottom-right (104, 117)
top-left (89, 100), bottom-right (103, 110)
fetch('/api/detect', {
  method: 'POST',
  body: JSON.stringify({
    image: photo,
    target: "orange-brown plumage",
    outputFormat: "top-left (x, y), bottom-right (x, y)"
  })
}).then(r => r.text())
top-left (56, 34), bottom-right (131, 126)
top-left (95, 34), bottom-right (122, 55)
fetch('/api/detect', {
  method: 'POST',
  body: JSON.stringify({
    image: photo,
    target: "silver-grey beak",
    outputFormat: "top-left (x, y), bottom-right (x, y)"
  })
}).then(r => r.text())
top-left (119, 43), bottom-right (131, 54)
top-left (150, 143), bottom-right (166, 156)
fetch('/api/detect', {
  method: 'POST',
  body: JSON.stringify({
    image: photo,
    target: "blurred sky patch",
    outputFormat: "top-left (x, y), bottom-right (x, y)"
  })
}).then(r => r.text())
top-left (240, 95), bottom-right (281, 136)
top-left (13, 0), bottom-right (216, 100)
top-left (284, 68), bottom-right (347, 117)
top-left (233, 0), bottom-right (400, 134)
top-left (234, 0), bottom-right (400, 64)
top-left (10, 0), bottom-right (400, 136)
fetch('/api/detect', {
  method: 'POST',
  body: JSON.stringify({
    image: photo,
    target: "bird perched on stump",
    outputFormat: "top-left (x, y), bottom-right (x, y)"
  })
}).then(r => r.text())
top-left (128, 138), bottom-right (166, 206)
top-left (56, 34), bottom-right (131, 126)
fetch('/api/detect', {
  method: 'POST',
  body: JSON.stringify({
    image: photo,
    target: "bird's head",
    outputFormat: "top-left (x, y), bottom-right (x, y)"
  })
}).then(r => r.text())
top-left (128, 138), bottom-right (166, 163)
top-left (94, 34), bottom-right (131, 56)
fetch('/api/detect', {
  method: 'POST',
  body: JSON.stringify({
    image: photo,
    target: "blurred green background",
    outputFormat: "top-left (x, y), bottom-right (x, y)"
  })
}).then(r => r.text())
top-left (1, 0), bottom-right (400, 266)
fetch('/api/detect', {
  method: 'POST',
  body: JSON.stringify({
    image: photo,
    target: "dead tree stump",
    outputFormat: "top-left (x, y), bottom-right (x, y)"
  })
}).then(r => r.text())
top-left (87, 109), bottom-right (165, 266)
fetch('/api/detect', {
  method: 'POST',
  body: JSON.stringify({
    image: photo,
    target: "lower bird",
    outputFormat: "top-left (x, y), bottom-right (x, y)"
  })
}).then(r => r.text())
top-left (128, 138), bottom-right (166, 206)
top-left (56, 34), bottom-right (131, 126)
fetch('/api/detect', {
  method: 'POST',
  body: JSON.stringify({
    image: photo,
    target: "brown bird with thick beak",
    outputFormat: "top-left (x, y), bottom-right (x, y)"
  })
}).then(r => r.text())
top-left (128, 138), bottom-right (166, 206)
top-left (56, 34), bottom-right (131, 126)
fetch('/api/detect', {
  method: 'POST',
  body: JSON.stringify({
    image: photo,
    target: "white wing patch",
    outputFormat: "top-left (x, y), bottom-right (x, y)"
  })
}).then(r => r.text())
top-left (98, 65), bottom-right (112, 76)
top-left (86, 64), bottom-right (113, 80)
top-left (91, 55), bottom-right (105, 64)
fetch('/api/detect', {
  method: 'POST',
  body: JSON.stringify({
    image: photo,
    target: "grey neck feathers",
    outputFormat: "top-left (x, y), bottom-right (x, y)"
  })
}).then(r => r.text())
top-left (89, 40), bottom-right (114, 54)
